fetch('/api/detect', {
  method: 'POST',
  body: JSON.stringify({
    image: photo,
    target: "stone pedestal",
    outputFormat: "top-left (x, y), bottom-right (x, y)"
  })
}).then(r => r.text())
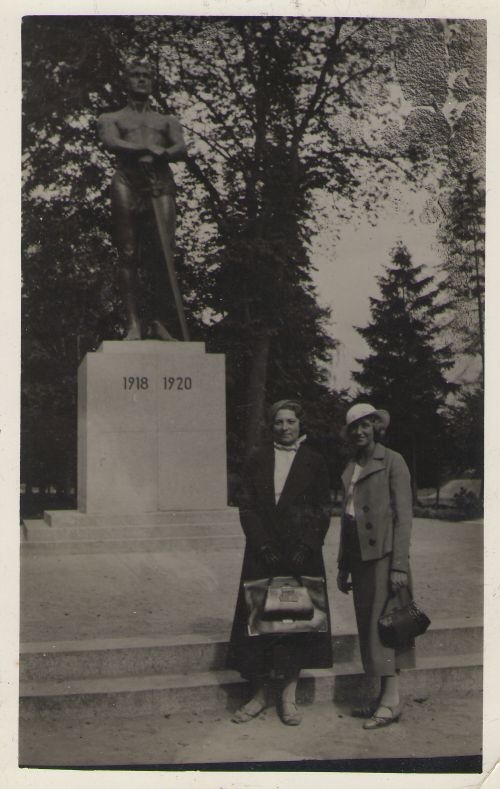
top-left (77, 341), bottom-right (227, 514)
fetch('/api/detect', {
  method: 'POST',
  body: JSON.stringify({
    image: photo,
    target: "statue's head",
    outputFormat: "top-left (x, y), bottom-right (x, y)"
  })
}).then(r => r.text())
top-left (123, 57), bottom-right (154, 97)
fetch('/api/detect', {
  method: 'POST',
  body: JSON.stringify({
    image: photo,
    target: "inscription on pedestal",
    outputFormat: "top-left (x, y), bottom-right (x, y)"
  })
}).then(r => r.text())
top-left (78, 341), bottom-right (228, 514)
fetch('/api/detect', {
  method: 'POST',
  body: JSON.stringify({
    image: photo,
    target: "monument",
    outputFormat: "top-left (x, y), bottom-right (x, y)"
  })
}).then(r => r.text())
top-left (74, 58), bottom-right (228, 516)
top-left (97, 57), bottom-right (189, 341)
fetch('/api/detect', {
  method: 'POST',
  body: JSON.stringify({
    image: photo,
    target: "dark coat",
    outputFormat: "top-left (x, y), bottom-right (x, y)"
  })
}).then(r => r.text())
top-left (226, 443), bottom-right (333, 679)
top-left (338, 443), bottom-right (412, 573)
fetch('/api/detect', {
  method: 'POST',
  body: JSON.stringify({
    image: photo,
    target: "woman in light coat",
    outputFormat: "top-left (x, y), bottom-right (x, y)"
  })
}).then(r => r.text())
top-left (337, 403), bottom-right (415, 728)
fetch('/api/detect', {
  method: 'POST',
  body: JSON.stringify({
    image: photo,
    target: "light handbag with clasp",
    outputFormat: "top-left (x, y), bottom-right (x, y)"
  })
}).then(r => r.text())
top-left (243, 575), bottom-right (328, 636)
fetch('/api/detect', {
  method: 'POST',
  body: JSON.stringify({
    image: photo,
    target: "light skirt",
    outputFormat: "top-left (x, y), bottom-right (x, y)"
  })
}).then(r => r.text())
top-left (351, 551), bottom-right (416, 676)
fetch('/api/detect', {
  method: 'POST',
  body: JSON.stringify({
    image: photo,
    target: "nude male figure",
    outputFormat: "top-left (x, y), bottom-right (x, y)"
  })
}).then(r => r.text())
top-left (97, 59), bottom-right (187, 340)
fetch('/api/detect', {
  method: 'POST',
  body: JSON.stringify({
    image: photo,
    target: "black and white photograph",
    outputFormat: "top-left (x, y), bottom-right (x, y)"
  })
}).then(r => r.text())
top-left (4, 2), bottom-right (498, 783)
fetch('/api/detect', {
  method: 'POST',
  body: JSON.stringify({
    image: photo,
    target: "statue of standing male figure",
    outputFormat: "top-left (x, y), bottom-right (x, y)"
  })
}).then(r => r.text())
top-left (97, 58), bottom-right (189, 341)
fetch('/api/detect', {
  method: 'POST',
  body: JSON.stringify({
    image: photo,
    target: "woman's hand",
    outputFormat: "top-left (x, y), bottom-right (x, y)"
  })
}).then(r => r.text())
top-left (337, 569), bottom-right (352, 594)
top-left (390, 570), bottom-right (408, 592)
top-left (290, 542), bottom-right (312, 571)
top-left (259, 543), bottom-right (281, 572)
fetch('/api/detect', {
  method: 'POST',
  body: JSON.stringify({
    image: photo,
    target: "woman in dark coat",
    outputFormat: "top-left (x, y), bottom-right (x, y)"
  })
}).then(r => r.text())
top-left (337, 403), bottom-right (415, 729)
top-left (227, 399), bottom-right (333, 726)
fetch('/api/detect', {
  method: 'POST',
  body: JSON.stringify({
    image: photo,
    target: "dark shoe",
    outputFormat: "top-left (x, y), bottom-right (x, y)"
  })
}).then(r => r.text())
top-left (352, 701), bottom-right (379, 718)
top-left (363, 702), bottom-right (403, 730)
top-left (280, 701), bottom-right (302, 726)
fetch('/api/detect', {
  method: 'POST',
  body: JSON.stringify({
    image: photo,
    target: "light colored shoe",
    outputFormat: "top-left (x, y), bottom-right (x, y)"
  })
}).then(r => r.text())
top-left (231, 699), bottom-right (266, 724)
top-left (280, 701), bottom-right (302, 726)
top-left (363, 702), bottom-right (403, 730)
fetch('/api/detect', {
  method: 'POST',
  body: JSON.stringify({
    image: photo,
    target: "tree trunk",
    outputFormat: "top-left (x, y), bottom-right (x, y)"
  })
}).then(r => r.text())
top-left (410, 433), bottom-right (418, 504)
top-left (244, 329), bottom-right (272, 460)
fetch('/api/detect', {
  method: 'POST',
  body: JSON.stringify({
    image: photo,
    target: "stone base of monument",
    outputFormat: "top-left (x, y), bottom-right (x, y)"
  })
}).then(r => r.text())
top-left (22, 508), bottom-right (243, 555)
top-left (19, 621), bottom-right (483, 719)
top-left (19, 519), bottom-right (483, 721)
top-left (77, 340), bottom-right (228, 514)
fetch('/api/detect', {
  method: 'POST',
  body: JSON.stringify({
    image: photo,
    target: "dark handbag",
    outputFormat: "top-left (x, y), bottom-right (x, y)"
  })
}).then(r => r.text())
top-left (378, 586), bottom-right (431, 649)
top-left (243, 575), bottom-right (328, 637)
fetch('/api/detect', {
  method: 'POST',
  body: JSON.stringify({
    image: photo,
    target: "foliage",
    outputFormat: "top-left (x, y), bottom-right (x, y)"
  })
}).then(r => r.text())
top-left (389, 19), bottom-right (486, 381)
top-left (436, 171), bottom-right (485, 373)
top-left (21, 16), bottom-right (486, 492)
top-left (352, 243), bottom-right (457, 493)
top-left (444, 385), bottom-right (484, 482)
top-left (21, 15), bottom-right (416, 488)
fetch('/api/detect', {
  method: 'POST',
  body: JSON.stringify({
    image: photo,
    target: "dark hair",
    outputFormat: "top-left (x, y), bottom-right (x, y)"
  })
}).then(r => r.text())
top-left (268, 399), bottom-right (303, 425)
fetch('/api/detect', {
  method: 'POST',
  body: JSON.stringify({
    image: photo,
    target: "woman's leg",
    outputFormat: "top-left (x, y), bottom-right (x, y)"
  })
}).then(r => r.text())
top-left (280, 668), bottom-right (302, 725)
top-left (281, 669), bottom-right (299, 705)
top-left (362, 672), bottom-right (402, 728)
top-left (231, 674), bottom-right (268, 722)
top-left (379, 672), bottom-right (400, 709)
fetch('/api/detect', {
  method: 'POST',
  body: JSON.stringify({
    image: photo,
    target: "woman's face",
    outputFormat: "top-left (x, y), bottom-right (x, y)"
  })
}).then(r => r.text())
top-left (348, 417), bottom-right (375, 449)
top-left (273, 408), bottom-right (300, 446)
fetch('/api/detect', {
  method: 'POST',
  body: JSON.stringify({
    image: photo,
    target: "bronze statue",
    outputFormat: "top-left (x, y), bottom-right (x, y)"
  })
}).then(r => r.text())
top-left (97, 58), bottom-right (189, 340)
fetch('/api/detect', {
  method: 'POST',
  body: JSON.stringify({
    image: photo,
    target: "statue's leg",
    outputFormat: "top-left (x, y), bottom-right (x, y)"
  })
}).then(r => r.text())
top-left (150, 194), bottom-right (178, 340)
top-left (111, 177), bottom-right (142, 340)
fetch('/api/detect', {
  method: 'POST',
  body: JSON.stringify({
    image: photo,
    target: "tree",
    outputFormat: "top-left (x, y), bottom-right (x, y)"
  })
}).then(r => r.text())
top-left (21, 17), bottom-right (486, 492)
top-left (149, 16), bottom-right (454, 459)
top-left (388, 19), bottom-right (485, 383)
top-left (21, 15), bottom-right (410, 485)
top-left (352, 243), bottom-right (457, 498)
top-left (437, 171), bottom-right (485, 378)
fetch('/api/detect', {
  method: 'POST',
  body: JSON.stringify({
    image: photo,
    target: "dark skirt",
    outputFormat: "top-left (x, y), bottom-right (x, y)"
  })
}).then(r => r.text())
top-left (343, 515), bottom-right (416, 676)
top-left (226, 552), bottom-right (333, 680)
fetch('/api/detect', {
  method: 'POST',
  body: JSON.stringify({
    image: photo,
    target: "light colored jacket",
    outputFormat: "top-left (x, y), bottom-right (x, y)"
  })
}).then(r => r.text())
top-left (338, 444), bottom-right (412, 573)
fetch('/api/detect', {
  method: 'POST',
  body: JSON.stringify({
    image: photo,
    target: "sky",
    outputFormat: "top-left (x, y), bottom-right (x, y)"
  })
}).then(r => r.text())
top-left (311, 187), bottom-right (442, 392)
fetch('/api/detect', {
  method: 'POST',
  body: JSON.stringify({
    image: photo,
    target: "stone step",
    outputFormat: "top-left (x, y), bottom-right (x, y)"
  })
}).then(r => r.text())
top-left (22, 518), bottom-right (242, 542)
top-left (19, 652), bottom-right (483, 720)
top-left (21, 510), bottom-right (244, 554)
top-left (20, 619), bottom-right (482, 682)
top-left (20, 535), bottom-right (244, 555)
top-left (42, 509), bottom-right (240, 528)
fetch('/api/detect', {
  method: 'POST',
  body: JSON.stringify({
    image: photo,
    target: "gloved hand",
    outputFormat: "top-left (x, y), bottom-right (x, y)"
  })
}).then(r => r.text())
top-left (290, 542), bottom-right (312, 571)
top-left (259, 543), bottom-right (281, 572)
top-left (337, 568), bottom-right (352, 594)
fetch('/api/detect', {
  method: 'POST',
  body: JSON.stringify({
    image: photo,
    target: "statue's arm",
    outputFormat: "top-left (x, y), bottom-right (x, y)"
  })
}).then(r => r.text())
top-left (162, 116), bottom-right (187, 162)
top-left (97, 113), bottom-right (149, 155)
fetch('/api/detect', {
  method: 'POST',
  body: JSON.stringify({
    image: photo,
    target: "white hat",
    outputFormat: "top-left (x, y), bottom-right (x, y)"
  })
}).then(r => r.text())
top-left (341, 403), bottom-right (390, 439)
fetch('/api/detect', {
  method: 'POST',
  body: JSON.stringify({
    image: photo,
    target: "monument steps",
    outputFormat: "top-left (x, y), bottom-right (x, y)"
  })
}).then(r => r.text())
top-left (21, 516), bottom-right (244, 554)
top-left (19, 620), bottom-right (482, 682)
top-left (19, 652), bottom-right (482, 720)
top-left (42, 508), bottom-right (241, 528)
top-left (19, 620), bottom-right (482, 718)
top-left (21, 535), bottom-right (244, 555)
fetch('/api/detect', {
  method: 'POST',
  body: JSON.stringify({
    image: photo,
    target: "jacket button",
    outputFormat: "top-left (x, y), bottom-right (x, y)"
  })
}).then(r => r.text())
top-left (365, 522), bottom-right (373, 530)
top-left (363, 505), bottom-right (369, 512)
top-left (368, 538), bottom-right (376, 546)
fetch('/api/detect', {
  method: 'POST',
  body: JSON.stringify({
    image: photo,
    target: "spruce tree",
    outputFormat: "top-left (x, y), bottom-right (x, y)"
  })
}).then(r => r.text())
top-left (352, 243), bottom-right (456, 497)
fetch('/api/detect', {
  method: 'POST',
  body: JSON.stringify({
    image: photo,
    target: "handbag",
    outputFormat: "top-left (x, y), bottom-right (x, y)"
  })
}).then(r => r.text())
top-left (378, 586), bottom-right (431, 649)
top-left (243, 575), bottom-right (328, 637)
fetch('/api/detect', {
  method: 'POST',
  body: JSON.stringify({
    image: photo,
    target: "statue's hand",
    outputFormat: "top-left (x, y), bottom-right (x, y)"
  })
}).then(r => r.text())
top-left (147, 144), bottom-right (168, 158)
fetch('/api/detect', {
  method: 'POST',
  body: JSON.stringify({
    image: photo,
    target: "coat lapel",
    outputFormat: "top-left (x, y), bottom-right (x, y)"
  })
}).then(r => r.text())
top-left (253, 446), bottom-right (276, 507)
top-left (277, 445), bottom-right (314, 510)
top-left (342, 444), bottom-right (387, 489)
top-left (356, 443), bottom-right (386, 481)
